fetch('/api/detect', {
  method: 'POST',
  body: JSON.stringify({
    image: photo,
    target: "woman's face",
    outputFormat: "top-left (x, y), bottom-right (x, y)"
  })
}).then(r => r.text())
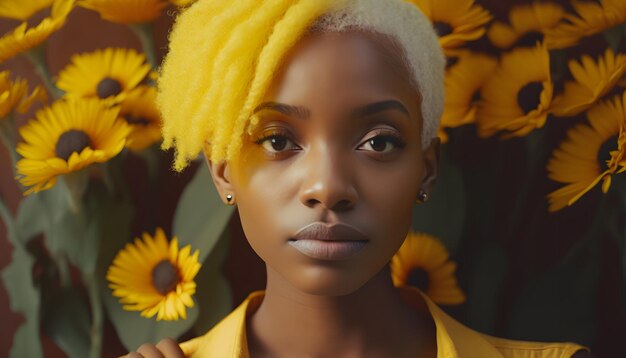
top-left (209, 31), bottom-right (438, 296)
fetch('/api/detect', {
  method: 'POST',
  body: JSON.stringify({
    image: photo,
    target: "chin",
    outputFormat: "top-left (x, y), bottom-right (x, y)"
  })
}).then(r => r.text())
top-left (282, 264), bottom-right (372, 297)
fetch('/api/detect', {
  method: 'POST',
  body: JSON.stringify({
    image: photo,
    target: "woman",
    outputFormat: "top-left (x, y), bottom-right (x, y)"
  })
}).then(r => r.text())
top-left (128, 0), bottom-right (592, 356)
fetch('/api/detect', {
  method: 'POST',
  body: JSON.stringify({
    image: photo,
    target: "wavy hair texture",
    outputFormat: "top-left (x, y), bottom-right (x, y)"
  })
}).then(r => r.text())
top-left (158, 0), bottom-right (445, 171)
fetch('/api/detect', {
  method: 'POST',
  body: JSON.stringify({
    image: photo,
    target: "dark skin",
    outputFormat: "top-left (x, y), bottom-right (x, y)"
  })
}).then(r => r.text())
top-left (125, 32), bottom-right (594, 358)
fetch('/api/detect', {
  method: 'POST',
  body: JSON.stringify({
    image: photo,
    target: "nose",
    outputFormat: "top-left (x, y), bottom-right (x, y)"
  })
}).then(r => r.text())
top-left (298, 145), bottom-right (358, 212)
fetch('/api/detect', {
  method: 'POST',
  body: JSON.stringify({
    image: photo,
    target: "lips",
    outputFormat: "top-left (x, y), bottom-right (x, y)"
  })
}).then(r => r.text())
top-left (288, 222), bottom-right (369, 260)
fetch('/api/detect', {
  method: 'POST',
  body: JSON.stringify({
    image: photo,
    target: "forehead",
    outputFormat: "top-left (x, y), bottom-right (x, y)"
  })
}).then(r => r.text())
top-left (264, 31), bottom-right (418, 106)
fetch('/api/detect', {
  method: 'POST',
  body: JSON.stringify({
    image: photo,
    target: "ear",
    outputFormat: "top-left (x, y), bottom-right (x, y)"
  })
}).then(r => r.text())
top-left (204, 148), bottom-right (235, 205)
top-left (420, 137), bottom-right (440, 194)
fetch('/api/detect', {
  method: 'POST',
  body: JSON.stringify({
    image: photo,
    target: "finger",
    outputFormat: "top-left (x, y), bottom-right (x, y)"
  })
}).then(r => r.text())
top-left (125, 353), bottom-right (143, 358)
top-left (156, 338), bottom-right (185, 358)
top-left (136, 343), bottom-right (165, 358)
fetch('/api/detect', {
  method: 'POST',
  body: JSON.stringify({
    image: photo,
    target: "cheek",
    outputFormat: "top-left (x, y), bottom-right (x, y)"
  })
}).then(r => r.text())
top-left (357, 158), bottom-right (421, 244)
top-left (230, 163), bottom-right (296, 262)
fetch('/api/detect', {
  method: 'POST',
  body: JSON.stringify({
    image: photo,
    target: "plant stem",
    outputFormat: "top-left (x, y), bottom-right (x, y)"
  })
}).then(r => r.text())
top-left (24, 45), bottom-right (63, 99)
top-left (130, 23), bottom-right (157, 68)
top-left (86, 275), bottom-right (103, 358)
top-left (61, 171), bottom-right (88, 214)
top-left (0, 113), bottom-right (19, 170)
top-left (0, 192), bottom-right (19, 246)
top-left (53, 252), bottom-right (72, 288)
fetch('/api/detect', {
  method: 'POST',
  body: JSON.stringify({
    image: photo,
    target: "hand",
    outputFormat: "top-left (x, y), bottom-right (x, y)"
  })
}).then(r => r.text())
top-left (125, 338), bottom-right (185, 358)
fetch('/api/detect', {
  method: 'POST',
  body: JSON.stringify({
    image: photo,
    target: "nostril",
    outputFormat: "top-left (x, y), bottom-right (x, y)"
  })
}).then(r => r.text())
top-left (306, 198), bottom-right (320, 207)
top-left (334, 199), bottom-right (352, 211)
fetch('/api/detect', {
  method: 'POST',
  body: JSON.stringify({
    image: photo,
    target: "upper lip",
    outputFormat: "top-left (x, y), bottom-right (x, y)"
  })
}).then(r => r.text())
top-left (291, 222), bottom-right (369, 242)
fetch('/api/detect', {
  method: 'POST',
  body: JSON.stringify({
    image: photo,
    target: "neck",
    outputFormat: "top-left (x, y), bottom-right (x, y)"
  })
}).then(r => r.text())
top-left (247, 264), bottom-right (436, 358)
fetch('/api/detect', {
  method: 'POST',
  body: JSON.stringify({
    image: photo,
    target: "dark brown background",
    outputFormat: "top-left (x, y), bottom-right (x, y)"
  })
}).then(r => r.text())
top-left (1, 1), bottom-right (624, 357)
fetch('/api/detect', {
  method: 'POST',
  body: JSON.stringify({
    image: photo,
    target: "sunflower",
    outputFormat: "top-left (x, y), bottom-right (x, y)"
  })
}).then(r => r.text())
top-left (440, 52), bottom-right (497, 142)
top-left (56, 48), bottom-right (151, 104)
top-left (169, 0), bottom-right (195, 6)
top-left (477, 44), bottom-right (553, 138)
top-left (551, 48), bottom-right (626, 117)
top-left (390, 232), bottom-right (465, 305)
top-left (488, 2), bottom-right (565, 49)
top-left (547, 92), bottom-right (626, 212)
top-left (0, 0), bottom-right (75, 64)
top-left (0, 0), bottom-right (53, 21)
top-left (0, 71), bottom-right (47, 119)
top-left (119, 86), bottom-right (162, 151)
top-left (15, 98), bottom-right (130, 195)
top-left (79, 0), bottom-right (168, 24)
top-left (107, 228), bottom-right (201, 321)
top-left (545, 0), bottom-right (626, 49)
top-left (408, 0), bottom-right (492, 53)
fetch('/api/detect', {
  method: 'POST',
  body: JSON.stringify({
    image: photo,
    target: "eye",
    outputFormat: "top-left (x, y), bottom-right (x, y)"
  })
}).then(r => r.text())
top-left (358, 133), bottom-right (405, 154)
top-left (255, 133), bottom-right (300, 153)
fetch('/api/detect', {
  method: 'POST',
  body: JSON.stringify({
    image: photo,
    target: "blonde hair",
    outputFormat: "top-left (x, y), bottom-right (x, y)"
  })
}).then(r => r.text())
top-left (158, 0), bottom-right (444, 171)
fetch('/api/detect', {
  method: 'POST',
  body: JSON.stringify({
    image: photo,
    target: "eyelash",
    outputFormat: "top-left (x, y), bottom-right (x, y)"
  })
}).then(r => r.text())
top-left (253, 129), bottom-right (406, 157)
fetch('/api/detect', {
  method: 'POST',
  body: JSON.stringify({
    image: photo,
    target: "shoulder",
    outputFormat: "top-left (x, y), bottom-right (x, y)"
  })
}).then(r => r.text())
top-left (482, 334), bottom-right (592, 358)
top-left (179, 290), bottom-right (266, 357)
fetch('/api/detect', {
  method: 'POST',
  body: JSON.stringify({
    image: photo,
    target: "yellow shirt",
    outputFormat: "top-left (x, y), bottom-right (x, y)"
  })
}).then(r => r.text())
top-left (180, 286), bottom-right (588, 357)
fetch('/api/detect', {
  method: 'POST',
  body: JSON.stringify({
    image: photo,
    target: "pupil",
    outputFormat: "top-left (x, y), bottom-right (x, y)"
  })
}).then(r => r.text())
top-left (370, 138), bottom-right (387, 152)
top-left (271, 137), bottom-right (287, 151)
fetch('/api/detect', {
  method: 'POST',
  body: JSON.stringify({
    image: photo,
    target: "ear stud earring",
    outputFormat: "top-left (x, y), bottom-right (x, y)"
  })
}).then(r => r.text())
top-left (226, 194), bottom-right (235, 205)
top-left (416, 189), bottom-right (429, 204)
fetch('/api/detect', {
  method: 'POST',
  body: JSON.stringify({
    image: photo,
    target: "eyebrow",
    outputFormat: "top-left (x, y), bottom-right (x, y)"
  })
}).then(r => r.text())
top-left (253, 102), bottom-right (311, 119)
top-left (252, 99), bottom-right (410, 121)
top-left (350, 100), bottom-right (410, 119)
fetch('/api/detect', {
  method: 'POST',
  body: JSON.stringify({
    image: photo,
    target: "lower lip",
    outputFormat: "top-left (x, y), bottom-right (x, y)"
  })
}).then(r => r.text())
top-left (288, 239), bottom-right (368, 261)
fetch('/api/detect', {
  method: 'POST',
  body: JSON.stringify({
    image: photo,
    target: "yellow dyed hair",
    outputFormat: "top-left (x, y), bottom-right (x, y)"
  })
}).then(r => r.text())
top-left (158, 0), bottom-right (445, 171)
top-left (158, 0), bottom-right (348, 171)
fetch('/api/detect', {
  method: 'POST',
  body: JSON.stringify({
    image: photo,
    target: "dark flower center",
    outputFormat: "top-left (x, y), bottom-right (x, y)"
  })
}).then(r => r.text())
top-left (446, 56), bottom-right (459, 69)
top-left (471, 90), bottom-right (481, 104)
top-left (598, 135), bottom-right (618, 171)
top-left (407, 267), bottom-right (429, 292)
top-left (96, 77), bottom-right (122, 99)
top-left (515, 31), bottom-right (544, 47)
top-left (55, 130), bottom-right (91, 161)
top-left (433, 21), bottom-right (453, 37)
top-left (517, 81), bottom-right (543, 114)
top-left (152, 260), bottom-right (180, 295)
top-left (124, 115), bottom-right (151, 126)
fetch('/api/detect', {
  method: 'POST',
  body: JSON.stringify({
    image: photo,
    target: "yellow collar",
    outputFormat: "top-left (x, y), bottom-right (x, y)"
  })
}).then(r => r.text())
top-left (181, 286), bottom-right (585, 358)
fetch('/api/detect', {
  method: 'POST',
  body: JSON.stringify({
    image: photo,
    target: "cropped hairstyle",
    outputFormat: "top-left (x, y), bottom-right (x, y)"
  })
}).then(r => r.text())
top-left (158, 0), bottom-right (445, 171)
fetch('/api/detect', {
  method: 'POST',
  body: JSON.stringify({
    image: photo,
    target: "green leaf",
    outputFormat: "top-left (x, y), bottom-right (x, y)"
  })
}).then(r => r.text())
top-left (42, 288), bottom-right (91, 358)
top-left (173, 164), bottom-right (234, 262)
top-left (192, 230), bottom-right (233, 335)
top-left (46, 187), bottom-right (134, 275)
top-left (2, 247), bottom-right (42, 358)
top-left (101, 277), bottom-right (200, 351)
top-left (94, 190), bottom-right (198, 351)
top-left (412, 148), bottom-right (466, 253)
top-left (15, 195), bottom-right (47, 242)
top-left (15, 183), bottom-right (68, 244)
